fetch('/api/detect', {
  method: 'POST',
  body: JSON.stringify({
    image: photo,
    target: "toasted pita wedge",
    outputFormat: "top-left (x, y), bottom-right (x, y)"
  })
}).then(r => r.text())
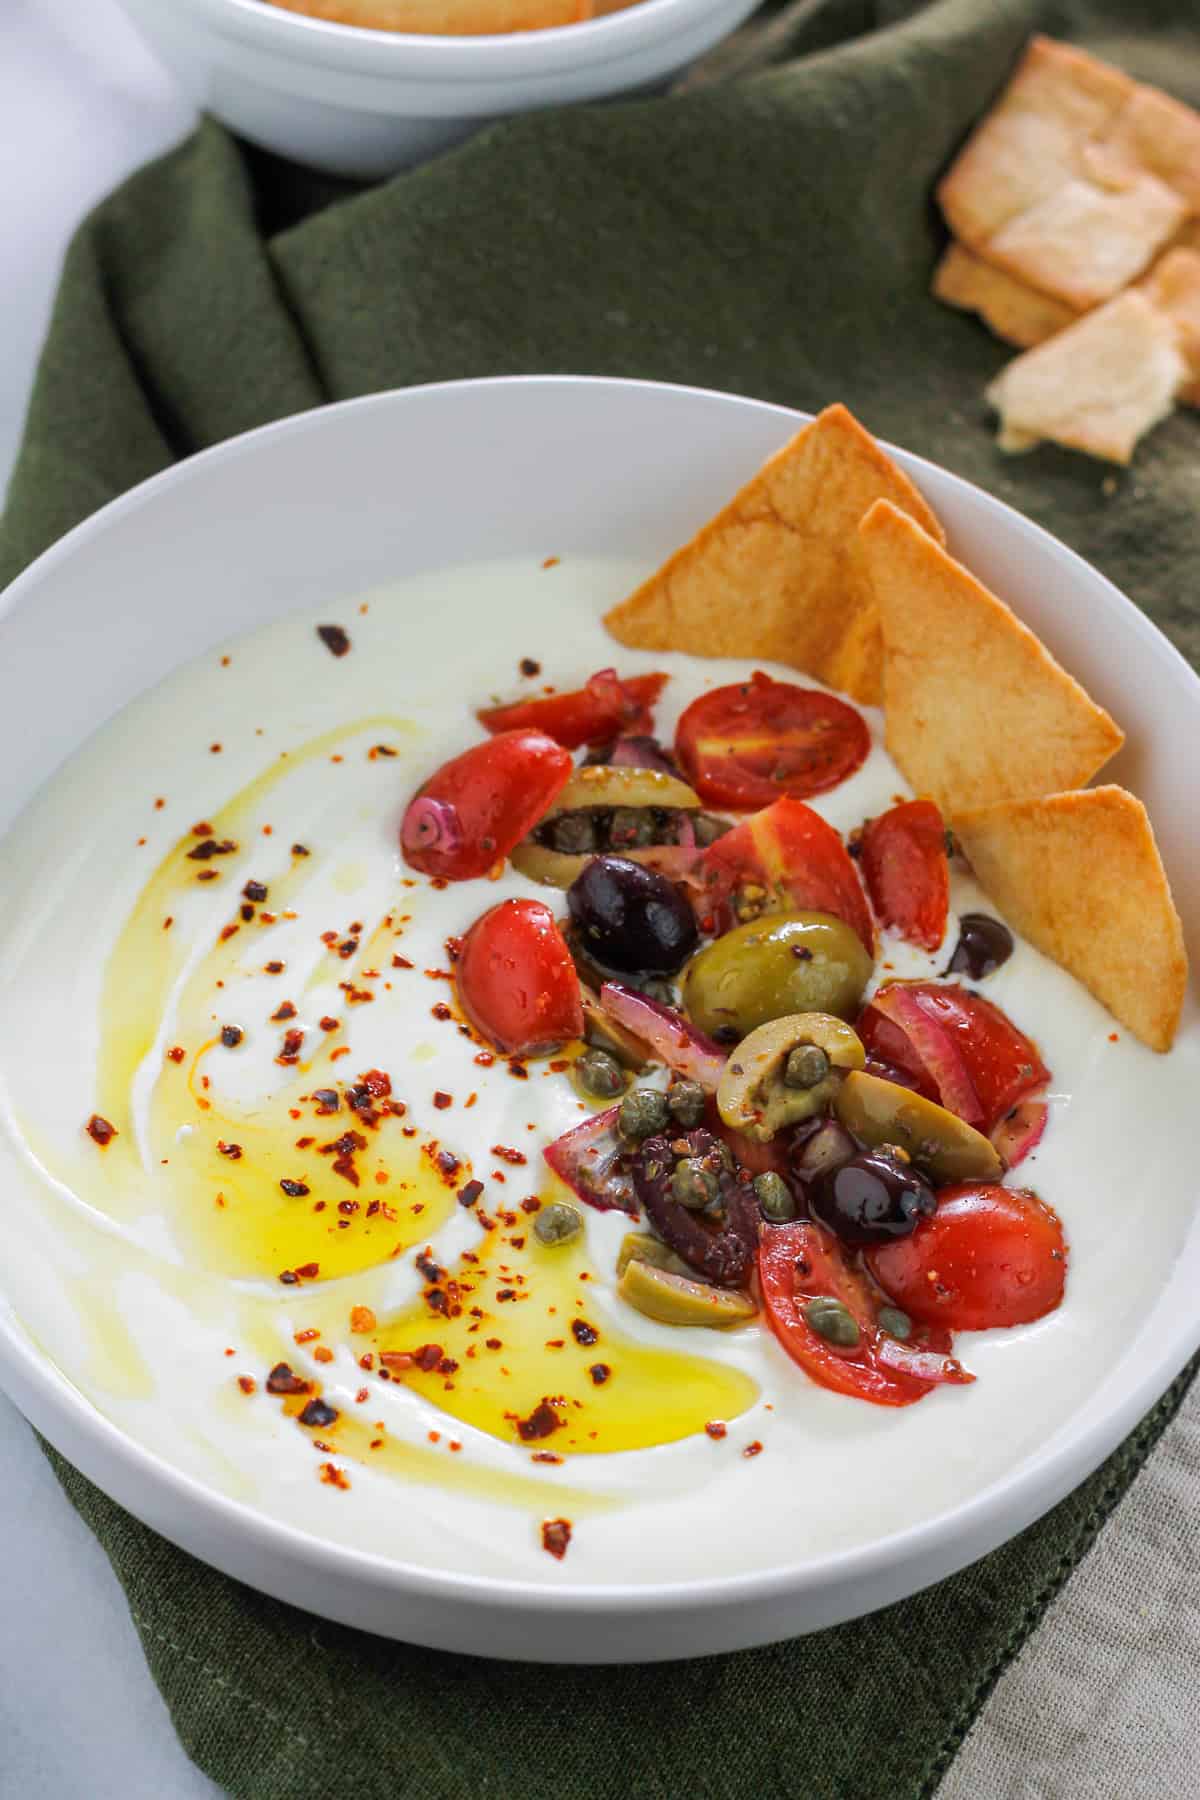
top-left (858, 500), bottom-right (1124, 812)
top-left (985, 290), bottom-right (1185, 464)
top-left (933, 241), bottom-right (1082, 348)
top-left (955, 787), bottom-right (1188, 1051)
top-left (603, 405), bottom-right (943, 707)
top-left (938, 37), bottom-right (1199, 310)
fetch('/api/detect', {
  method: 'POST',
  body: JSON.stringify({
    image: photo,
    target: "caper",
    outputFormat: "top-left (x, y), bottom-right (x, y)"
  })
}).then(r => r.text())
top-left (784, 1044), bottom-right (830, 1089)
top-left (692, 814), bottom-right (732, 847)
top-left (753, 1171), bottom-right (795, 1222)
top-left (608, 806), bottom-right (655, 849)
top-left (670, 1158), bottom-right (720, 1210)
top-left (573, 1047), bottom-right (628, 1100)
top-left (878, 1306), bottom-right (913, 1341)
top-left (666, 1079), bottom-right (706, 1129)
top-left (804, 1296), bottom-right (860, 1348)
top-left (682, 911), bottom-right (873, 1040)
top-left (534, 1201), bottom-right (583, 1246)
top-left (549, 812), bottom-right (598, 856)
top-left (635, 976), bottom-right (678, 1006)
top-left (619, 1087), bottom-right (671, 1141)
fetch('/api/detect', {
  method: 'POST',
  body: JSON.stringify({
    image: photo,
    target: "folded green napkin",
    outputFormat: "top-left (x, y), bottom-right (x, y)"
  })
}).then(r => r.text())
top-left (4, 1), bottom-right (1199, 1794)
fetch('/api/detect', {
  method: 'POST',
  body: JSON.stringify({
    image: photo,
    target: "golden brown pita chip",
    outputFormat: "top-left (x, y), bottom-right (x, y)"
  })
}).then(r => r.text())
top-left (933, 242), bottom-right (1082, 348)
top-left (985, 290), bottom-right (1185, 464)
top-left (263, 0), bottom-right (590, 31)
top-left (858, 500), bottom-right (1124, 812)
top-left (938, 37), bottom-right (1198, 310)
top-left (603, 405), bottom-right (944, 707)
top-left (1139, 246), bottom-right (1200, 405)
top-left (955, 787), bottom-right (1188, 1051)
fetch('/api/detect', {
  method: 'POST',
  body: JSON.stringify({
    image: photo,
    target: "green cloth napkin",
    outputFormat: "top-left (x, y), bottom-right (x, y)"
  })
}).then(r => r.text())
top-left (4, 1), bottom-right (1199, 1794)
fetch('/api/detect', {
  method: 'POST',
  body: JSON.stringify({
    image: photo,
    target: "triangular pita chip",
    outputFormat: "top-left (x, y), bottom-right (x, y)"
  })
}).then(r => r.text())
top-left (955, 787), bottom-right (1188, 1051)
top-left (603, 404), bottom-right (944, 707)
top-left (933, 241), bottom-right (1083, 349)
top-left (858, 500), bottom-right (1124, 811)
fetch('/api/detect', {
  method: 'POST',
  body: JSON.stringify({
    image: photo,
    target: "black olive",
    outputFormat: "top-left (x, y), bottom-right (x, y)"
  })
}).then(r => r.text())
top-left (946, 913), bottom-right (1014, 980)
top-left (566, 856), bottom-right (698, 976)
top-left (810, 1149), bottom-right (936, 1247)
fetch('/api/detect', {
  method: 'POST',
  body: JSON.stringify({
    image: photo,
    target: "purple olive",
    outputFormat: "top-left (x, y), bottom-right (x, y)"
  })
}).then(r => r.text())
top-left (567, 855), bottom-right (698, 976)
top-left (810, 1149), bottom-right (936, 1247)
top-left (946, 913), bottom-right (1014, 980)
top-left (628, 1129), bottom-right (759, 1287)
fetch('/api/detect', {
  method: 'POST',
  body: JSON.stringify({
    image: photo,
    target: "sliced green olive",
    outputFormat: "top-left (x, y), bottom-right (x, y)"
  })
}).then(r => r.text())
top-left (716, 1012), bottom-right (865, 1142)
top-left (833, 1070), bottom-right (1002, 1183)
top-left (550, 765), bottom-right (701, 816)
top-left (682, 911), bottom-right (873, 1040)
top-left (580, 992), bottom-right (653, 1072)
top-left (615, 1232), bottom-right (694, 1279)
top-left (617, 1257), bottom-right (757, 1327)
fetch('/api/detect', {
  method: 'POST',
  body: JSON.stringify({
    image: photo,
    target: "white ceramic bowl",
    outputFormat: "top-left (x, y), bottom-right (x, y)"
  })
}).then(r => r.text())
top-left (1, 376), bottom-right (1198, 1662)
top-left (113, 0), bottom-right (757, 176)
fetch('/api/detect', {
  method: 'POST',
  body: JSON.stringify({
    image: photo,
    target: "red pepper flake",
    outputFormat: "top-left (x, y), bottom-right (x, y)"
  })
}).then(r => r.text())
top-left (571, 1319), bottom-right (599, 1347)
top-left (457, 1180), bottom-right (484, 1208)
top-left (319, 1016), bottom-right (340, 1033)
top-left (429, 1092), bottom-right (454, 1112)
top-left (187, 837), bottom-right (237, 861)
top-left (349, 1305), bottom-right (376, 1334)
top-left (520, 1197), bottom-right (542, 1215)
top-left (541, 557), bottom-right (561, 572)
top-left (337, 937), bottom-right (359, 959)
top-left (313, 1346), bottom-right (334, 1364)
top-left (154, 797), bottom-right (166, 810)
top-left (355, 1387), bottom-right (369, 1404)
top-left (243, 879), bottom-right (268, 903)
top-left (491, 1145), bottom-right (528, 1166)
top-left (340, 982), bottom-right (374, 1005)
top-left (294, 1327), bottom-right (320, 1344)
top-left (532, 1451), bottom-right (562, 1465)
top-left (280, 1178), bottom-right (310, 1197)
top-left (330, 1046), bottom-right (351, 1062)
top-left (507, 1059), bottom-right (529, 1080)
top-left (313, 1089), bottom-right (340, 1115)
top-left (277, 1028), bottom-right (305, 1065)
top-left (513, 1399), bottom-right (562, 1442)
top-left (219, 924), bottom-right (240, 943)
top-left (1109, 1032), bottom-right (1120, 1042)
top-left (292, 843), bottom-right (310, 857)
top-left (166, 1046), bottom-right (186, 1064)
top-left (197, 869), bottom-right (219, 882)
top-left (266, 1362), bottom-right (310, 1395)
top-left (743, 1440), bottom-right (764, 1458)
top-left (431, 1003), bottom-right (452, 1022)
top-left (85, 1114), bottom-right (118, 1148)
top-left (588, 1363), bottom-right (611, 1385)
top-left (265, 960), bottom-right (285, 975)
top-left (541, 1518), bottom-right (572, 1559)
top-left (299, 1397), bottom-right (340, 1429)
top-left (272, 1002), bottom-right (297, 1022)
top-left (520, 656), bottom-right (542, 675)
top-left (318, 1462), bottom-right (350, 1490)
top-left (317, 624), bottom-right (351, 657)
top-left (485, 1338), bottom-right (502, 1350)
top-left (237, 1376), bottom-right (256, 1395)
top-left (220, 1024), bottom-right (244, 1049)
top-left (368, 743), bottom-right (398, 759)
top-left (705, 1420), bottom-right (728, 1440)
top-left (163, 915), bottom-right (174, 931)
top-left (296, 1261), bottom-right (320, 1278)
top-left (210, 743), bottom-right (222, 754)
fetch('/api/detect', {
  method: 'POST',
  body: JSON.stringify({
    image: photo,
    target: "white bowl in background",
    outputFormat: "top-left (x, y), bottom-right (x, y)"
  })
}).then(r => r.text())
top-left (0, 376), bottom-right (1198, 1661)
top-left (113, 0), bottom-right (758, 176)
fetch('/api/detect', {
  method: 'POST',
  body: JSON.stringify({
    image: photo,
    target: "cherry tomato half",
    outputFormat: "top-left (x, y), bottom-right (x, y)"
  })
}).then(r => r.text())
top-left (674, 673), bottom-right (870, 809)
top-left (456, 898), bottom-right (584, 1056)
top-left (867, 1184), bottom-right (1067, 1331)
top-left (400, 729), bottom-right (572, 881)
top-left (697, 797), bottom-right (875, 951)
top-left (477, 669), bottom-right (668, 749)
top-left (858, 982), bottom-right (1049, 1134)
top-left (759, 1221), bottom-right (970, 1407)
top-left (860, 800), bottom-right (949, 951)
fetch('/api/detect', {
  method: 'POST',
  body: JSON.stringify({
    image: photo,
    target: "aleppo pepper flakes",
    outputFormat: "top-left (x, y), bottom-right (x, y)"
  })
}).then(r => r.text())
top-left (266, 1362), bottom-right (310, 1395)
top-left (571, 1319), bottom-right (599, 1348)
top-left (512, 1399), bottom-right (563, 1442)
top-left (318, 1462), bottom-right (350, 1490)
top-left (349, 1305), bottom-right (376, 1334)
top-left (187, 837), bottom-right (237, 861)
top-left (280, 1178), bottom-right (310, 1198)
top-left (220, 1024), bottom-right (244, 1049)
top-left (86, 1114), bottom-right (117, 1148)
top-left (299, 1397), bottom-right (340, 1429)
top-left (317, 624), bottom-right (351, 658)
top-left (541, 1518), bottom-right (572, 1560)
top-left (588, 1364), bottom-right (611, 1385)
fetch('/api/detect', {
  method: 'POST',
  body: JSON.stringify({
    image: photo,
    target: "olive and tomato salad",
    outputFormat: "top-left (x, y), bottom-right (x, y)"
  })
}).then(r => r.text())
top-left (400, 666), bottom-right (1066, 1410)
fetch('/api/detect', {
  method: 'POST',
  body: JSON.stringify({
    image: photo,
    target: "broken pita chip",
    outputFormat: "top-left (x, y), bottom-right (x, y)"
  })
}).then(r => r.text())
top-left (1138, 245), bottom-right (1200, 405)
top-left (603, 404), bottom-right (944, 707)
top-left (954, 786), bottom-right (1188, 1052)
top-left (985, 290), bottom-right (1185, 464)
top-left (933, 241), bottom-right (1082, 348)
top-left (858, 499), bottom-right (1124, 812)
top-left (938, 37), bottom-right (1199, 309)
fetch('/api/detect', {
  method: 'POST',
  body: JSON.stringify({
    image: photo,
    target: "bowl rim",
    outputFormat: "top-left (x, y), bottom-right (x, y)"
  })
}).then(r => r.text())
top-left (1, 372), bottom-right (1198, 1626)
top-left (173, 0), bottom-right (736, 72)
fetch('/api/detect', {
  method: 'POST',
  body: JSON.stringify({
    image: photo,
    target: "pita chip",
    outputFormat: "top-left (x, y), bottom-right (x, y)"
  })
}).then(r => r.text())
top-left (955, 787), bottom-right (1188, 1052)
top-left (858, 500), bottom-right (1124, 812)
top-left (603, 405), bottom-right (944, 707)
top-left (938, 37), bottom-right (1199, 310)
top-left (985, 290), bottom-right (1185, 464)
top-left (1139, 245), bottom-right (1200, 405)
top-left (933, 241), bottom-right (1082, 349)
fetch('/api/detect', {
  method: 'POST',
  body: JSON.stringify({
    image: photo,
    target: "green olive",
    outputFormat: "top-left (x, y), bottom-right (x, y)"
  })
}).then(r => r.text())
top-left (716, 1012), bottom-right (865, 1142)
top-left (682, 911), bottom-right (873, 1040)
top-left (617, 1258), bottom-right (757, 1328)
top-left (833, 1070), bottom-right (1002, 1183)
top-left (615, 1232), bottom-right (694, 1280)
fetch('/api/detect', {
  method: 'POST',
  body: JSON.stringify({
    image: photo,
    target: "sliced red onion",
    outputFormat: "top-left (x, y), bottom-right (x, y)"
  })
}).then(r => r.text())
top-left (635, 844), bottom-right (707, 887)
top-left (599, 982), bottom-right (727, 1092)
top-left (607, 734), bottom-right (684, 779)
top-left (400, 795), bottom-right (461, 858)
top-left (990, 1097), bottom-right (1048, 1170)
top-left (868, 986), bottom-right (982, 1125)
top-left (876, 1337), bottom-right (974, 1386)
top-left (543, 1105), bottom-right (637, 1215)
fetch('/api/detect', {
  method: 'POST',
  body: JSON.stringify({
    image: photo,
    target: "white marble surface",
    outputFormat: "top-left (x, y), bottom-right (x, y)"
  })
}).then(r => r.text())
top-left (0, 4), bottom-right (219, 1794)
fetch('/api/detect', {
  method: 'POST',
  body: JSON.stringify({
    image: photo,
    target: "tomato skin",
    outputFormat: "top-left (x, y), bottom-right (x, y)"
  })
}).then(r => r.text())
top-left (867, 1184), bottom-right (1067, 1330)
top-left (401, 729), bottom-right (572, 881)
top-left (758, 1221), bottom-right (968, 1407)
top-left (477, 670), bottom-right (667, 749)
top-left (860, 800), bottom-right (949, 951)
top-left (858, 982), bottom-right (1049, 1132)
top-left (674, 673), bottom-right (870, 809)
top-left (456, 899), bottom-right (584, 1056)
top-left (697, 797), bottom-right (875, 951)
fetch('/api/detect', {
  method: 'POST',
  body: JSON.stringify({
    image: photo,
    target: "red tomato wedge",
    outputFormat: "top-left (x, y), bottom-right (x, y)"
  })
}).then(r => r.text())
top-left (400, 729), bottom-right (572, 881)
top-left (456, 899), bottom-right (583, 1056)
top-left (860, 800), bottom-right (949, 950)
top-left (867, 1184), bottom-right (1067, 1331)
top-left (858, 982), bottom-right (1049, 1134)
top-left (477, 669), bottom-right (668, 749)
top-left (674, 673), bottom-right (870, 808)
top-left (759, 1221), bottom-right (972, 1407)
top-left (697, 797), bottom-right (875, 951)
